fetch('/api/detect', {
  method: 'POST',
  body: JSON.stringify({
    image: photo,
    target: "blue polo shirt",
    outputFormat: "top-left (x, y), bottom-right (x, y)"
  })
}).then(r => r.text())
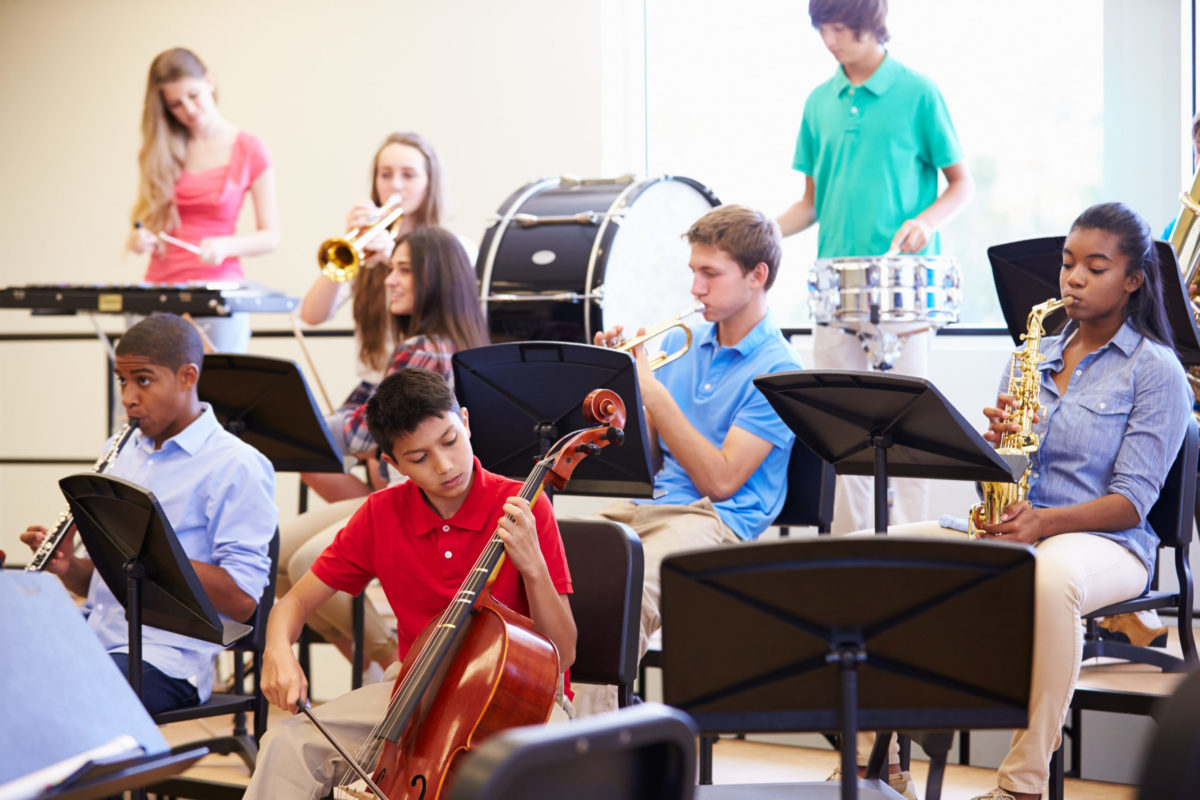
top-left (793, 53), bottom-right (963, 258)
top-left (640, 312), bottom-right (802, 540)
top-left (82, 404), bottom-right (277, 702)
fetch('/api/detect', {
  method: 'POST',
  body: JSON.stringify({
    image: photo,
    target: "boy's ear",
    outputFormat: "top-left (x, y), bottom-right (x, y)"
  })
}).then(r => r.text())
top-left (380, 451), bottom-right (400, 472)
top-left (176, 362), bottom-right (200, 391)
top-left (749, 261), bottom-right (769, 289)
top-left (460, 407), bottom-right (471, 437)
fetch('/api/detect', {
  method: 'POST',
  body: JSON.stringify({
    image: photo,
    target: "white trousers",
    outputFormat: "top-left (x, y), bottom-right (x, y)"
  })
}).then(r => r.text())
top-left (813, 324), bottom-right (932, 534)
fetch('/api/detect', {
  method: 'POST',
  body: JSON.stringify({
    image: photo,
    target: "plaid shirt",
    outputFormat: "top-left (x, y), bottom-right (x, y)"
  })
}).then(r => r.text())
top-left (342, 334), bottom-right (457, 456)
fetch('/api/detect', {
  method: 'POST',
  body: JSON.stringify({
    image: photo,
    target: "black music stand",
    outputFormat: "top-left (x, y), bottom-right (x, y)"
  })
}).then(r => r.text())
top-left (754, 370), bottom-right (1025, 533)
top-left (452, 342), bottom-right (654, 497)
top-left (58, 472), bottom-right (250, 703)
top-left (988, 236), bottom-right (1200, 366)
top-left (660, 537), bottom-right (1036, 800)
top-left (0, 573), bottom-right (206, 800)
top-left (198, 353), bottom-right (344, 473)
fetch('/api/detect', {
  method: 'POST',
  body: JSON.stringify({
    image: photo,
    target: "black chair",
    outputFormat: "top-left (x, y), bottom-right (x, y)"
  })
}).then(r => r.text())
top-left (1136, 667), bottom-right (1200, 800)
top-left (151, 527), bottom-right (280, 773)
top-left (638, 441), bottom-right (835, 697)
top-left (776, 439), bottom-right (837, 537)
top-left (560, 518), bottom-right (645, 709)
top-left (1046, 421), bottom-right (1200, 800)
top-left (1080, 418), bottom-right (1199, 671)
top-left (445, 703), bottom-right (698, 800)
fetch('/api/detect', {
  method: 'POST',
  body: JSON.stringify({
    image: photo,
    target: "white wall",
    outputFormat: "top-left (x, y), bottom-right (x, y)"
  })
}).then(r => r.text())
top-left (0, 0), bottom-right (636, 555)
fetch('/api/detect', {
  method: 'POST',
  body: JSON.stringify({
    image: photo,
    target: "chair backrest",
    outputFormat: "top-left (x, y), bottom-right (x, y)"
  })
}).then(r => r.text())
top-left (1145, 419), bottom-right (1199, 549)
top-left (558, 518), bottom-right (644, 708)
top-left (445, 703), bottom-right (697, 800)
top-left (773, 440), bottom-right (836, 532)
top-left (1137, 668), bottom-right (1200, 800)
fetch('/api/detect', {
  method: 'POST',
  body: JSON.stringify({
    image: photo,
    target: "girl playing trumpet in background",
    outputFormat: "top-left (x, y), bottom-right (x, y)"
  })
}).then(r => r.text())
top-left (298, 131), bottom-right (472, 502)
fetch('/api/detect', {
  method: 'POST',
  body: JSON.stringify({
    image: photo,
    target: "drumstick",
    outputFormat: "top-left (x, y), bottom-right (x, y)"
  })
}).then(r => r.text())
top-left (133, 222), bottom-right (203, 256)
top-left (289, 316), bottom-right (336, 416)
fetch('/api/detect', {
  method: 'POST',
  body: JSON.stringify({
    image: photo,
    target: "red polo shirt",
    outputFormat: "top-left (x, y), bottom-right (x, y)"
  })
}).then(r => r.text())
top-left (311, 457), bottom-right (572, 662)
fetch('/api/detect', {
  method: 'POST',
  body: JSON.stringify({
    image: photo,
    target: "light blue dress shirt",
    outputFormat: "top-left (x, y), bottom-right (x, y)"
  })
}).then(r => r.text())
top-left (82, 404), bottom-right (277, 702)
top-left (640, 311), bottom-right (803, 540)
top-left (1012, 320), bottom-right (1191, 584)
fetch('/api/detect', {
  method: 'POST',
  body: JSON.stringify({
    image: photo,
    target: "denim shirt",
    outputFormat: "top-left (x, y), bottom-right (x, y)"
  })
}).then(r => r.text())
top-left (1010, 320), bottom-right (1191, 584)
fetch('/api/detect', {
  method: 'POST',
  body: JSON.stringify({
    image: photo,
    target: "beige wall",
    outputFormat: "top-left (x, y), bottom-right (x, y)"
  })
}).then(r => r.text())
top-left (0, 0), bottom-right (644, 557)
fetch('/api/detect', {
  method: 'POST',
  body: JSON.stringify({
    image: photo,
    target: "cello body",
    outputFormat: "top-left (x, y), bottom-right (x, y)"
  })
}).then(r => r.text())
top-left (368, 591), bottom-right (560, 799)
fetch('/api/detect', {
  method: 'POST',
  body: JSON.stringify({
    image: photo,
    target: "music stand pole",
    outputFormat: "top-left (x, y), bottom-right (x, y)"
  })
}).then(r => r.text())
top-left (870, 432), bottom-right (891, 534)
top-left (124, 562), bottom-right (147, 702)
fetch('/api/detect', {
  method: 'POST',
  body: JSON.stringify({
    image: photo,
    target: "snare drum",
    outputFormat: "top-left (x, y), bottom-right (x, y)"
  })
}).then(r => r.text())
top-left (477, 174), bottom-right (720, 343)
top-left (809, 255), bottom-right (962, 325)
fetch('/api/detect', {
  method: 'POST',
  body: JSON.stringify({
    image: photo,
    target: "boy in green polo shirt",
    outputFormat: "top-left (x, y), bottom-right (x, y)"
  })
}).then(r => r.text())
top-left (776, 0), bottom-right (974, 537)
top-left (777, 3), bottom-right (973, 798)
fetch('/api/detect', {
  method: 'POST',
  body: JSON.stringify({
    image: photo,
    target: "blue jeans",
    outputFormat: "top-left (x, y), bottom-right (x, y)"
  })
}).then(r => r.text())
top-left (110, 653), bottom-right (200, 715)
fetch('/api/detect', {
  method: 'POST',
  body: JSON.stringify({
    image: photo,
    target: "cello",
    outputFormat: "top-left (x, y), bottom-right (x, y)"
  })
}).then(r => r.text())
top-left (304, 388), bottom-right (626, 800)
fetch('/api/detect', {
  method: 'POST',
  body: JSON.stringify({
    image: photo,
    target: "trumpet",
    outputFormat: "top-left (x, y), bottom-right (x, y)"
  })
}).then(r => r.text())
top-left (607, 302), bottom-right (704, 370)
top-left (318, 195), bottom-right (405, 283)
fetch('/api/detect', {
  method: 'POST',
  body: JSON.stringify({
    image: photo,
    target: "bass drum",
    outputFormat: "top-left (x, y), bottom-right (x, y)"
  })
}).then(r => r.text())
top-left (477, 174), bottom-right (720, 343)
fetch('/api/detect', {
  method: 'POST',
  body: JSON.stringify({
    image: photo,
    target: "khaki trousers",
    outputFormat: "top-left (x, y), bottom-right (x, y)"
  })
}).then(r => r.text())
top-left (570, 499), bottom-right (739, 717)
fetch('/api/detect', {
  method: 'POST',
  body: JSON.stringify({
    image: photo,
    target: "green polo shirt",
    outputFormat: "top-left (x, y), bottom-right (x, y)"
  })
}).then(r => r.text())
top-left (793, 53), bottom-right (962, 258)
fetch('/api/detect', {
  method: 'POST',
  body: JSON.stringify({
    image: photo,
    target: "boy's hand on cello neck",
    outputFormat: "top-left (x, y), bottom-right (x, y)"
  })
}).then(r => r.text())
top-left (496, 496), bottom-right (548, 581)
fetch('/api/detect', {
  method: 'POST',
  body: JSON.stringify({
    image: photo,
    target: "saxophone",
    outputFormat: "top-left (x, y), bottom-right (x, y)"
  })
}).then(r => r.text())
top-left (25, 420), bottom-right (139, 571)
top-left (968, 297), bottom-right (1070, 537)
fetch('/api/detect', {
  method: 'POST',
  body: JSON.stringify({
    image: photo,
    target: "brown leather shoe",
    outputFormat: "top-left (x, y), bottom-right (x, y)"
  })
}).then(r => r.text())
top-left (1097, 612), bottom-right (1168, 647)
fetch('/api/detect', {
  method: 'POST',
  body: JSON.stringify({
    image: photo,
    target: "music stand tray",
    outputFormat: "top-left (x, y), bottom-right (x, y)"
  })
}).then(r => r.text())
top-left (198, 353), bottom-right (344, 473)
top-left (453, 342), bottom-right (654, 497)
top-left (754, 370), bottom-right (1025, 533)
top-left (661, 537), bottom-right (1035, 800)
top-left (988, 236), bottom-right (1200, 366)
top-left (59, 473), bottom-right (250, 701)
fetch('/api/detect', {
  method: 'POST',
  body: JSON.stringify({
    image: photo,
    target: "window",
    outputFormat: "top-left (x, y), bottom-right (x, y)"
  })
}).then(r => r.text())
top-left (643, 0), bottom-right (1107, 328)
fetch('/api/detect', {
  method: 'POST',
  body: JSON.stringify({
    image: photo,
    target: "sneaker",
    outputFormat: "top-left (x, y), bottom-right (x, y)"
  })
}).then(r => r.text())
top-left (1096, 611), bottom-right (1168, 648)
top-left (826, 767), bottom-right (917, 800)
top-left (969, 791), bottom-right (1015, 800)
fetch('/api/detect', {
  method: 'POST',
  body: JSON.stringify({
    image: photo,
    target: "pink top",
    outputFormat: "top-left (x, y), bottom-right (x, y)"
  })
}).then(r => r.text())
top-left (144, 130), bottom-right (272, 284)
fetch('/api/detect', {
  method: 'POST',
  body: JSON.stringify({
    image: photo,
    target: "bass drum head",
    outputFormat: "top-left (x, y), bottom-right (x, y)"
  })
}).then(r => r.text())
top-left (478, 175), bottom-right (719, 343)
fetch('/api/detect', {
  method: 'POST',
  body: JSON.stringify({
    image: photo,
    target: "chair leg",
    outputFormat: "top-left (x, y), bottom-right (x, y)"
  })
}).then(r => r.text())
top-left (1049, 743), bottom-right (1064, 800)
top-left (958, 730), bottom-right (970, 766)
top-left (351, 591), bottom-right (365, 691)
top-left (699, 735), bottom-right (716, 784)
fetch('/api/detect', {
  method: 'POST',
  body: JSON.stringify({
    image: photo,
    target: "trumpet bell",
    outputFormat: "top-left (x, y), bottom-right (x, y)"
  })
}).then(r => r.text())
top-left (317, 199), bottom-right (405, 283)
top-left (318, 237), bottom-right (363, 283)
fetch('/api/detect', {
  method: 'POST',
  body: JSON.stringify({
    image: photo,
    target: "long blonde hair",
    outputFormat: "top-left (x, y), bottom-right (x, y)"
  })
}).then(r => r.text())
top-left (129, 48), bottom-right (210, 235)
top-left (353, 132), bottom-right (449, 371)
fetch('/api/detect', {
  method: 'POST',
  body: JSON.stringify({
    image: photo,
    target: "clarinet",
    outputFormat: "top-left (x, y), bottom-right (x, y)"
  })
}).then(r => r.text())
top-left (25, 420), bottom-right (139, 571)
